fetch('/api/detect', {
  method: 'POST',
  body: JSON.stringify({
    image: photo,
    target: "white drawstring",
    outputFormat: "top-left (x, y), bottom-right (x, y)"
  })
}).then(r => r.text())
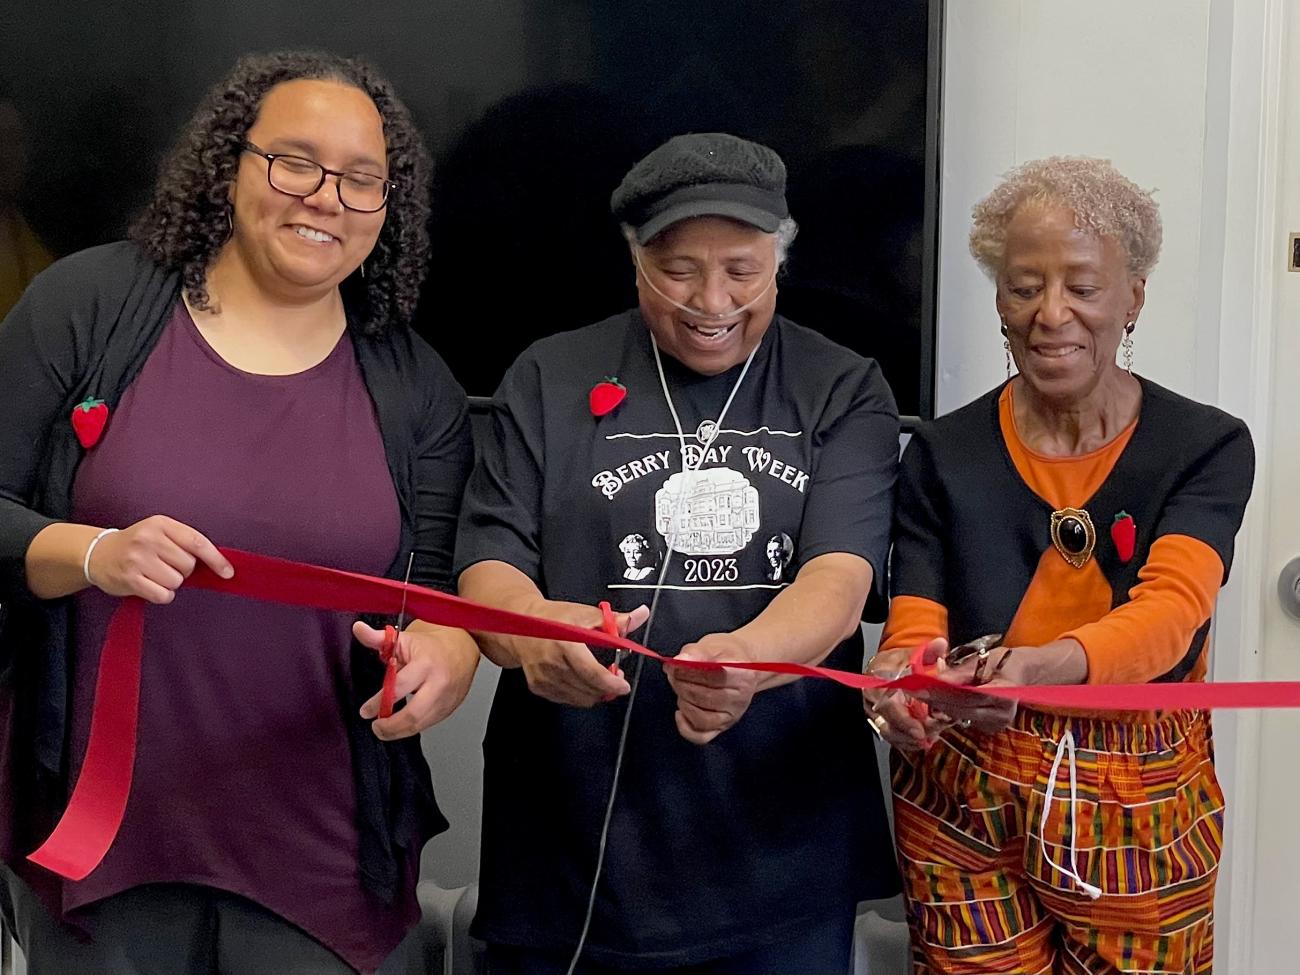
top-left (1040, 730), bottom-right (1103, 900)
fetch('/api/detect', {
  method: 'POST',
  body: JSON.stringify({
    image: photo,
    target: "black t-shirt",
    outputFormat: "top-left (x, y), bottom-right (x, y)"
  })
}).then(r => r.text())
top-left (455, 310), bottom-right (901, 965)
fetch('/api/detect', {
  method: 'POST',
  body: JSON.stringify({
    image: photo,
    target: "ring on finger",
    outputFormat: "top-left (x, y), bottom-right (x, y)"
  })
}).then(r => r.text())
top-left (867, 713), bottom-right (888, 737)
top-left (971, 646), bottom-right (992, 686)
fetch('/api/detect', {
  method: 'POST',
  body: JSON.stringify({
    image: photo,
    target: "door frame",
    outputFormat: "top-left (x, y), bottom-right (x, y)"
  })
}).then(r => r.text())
top-left (1202, 0), bottom-right (1287, 970)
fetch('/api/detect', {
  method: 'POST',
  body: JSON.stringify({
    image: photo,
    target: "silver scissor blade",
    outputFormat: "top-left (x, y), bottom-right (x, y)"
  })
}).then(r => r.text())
top-left (396, 552), bottom-right (415, 631)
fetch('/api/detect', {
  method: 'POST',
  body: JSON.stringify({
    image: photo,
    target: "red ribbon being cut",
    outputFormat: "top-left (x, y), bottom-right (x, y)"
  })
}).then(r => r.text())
top-left (28, 548), bottom-right (1300, 881)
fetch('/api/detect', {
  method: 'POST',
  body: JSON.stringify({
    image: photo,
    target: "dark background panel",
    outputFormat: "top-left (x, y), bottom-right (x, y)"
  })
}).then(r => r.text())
top-left (0, 0), bottom-right (939, 416)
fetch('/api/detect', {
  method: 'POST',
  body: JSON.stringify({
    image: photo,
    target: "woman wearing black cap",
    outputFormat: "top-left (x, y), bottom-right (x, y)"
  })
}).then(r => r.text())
top-left (456, 132), bottom-right (901, 974)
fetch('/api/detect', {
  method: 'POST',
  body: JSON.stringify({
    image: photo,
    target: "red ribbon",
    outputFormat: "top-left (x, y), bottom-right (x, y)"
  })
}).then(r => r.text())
top-left (28, 548), bottom-right (1300, 881)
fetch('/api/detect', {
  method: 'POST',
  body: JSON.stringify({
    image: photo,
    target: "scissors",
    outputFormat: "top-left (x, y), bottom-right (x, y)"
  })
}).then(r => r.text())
top-left (599, 601), bottom-right (628, 671)
top-left (869, 633), bottom-right (1006, 681)
top-left (377, 553), bottom-right (415, 719)
top-left (865, 633), bottom-right (1007, 736)
top-left (594, 601), bottom-right (628, 702)
top-left (943, 633), bottom-right (1010, 686)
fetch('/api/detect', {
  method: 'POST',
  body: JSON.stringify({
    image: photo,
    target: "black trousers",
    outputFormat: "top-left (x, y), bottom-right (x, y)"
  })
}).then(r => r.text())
top-left (484, 907), bottom-right (857, 975)
top-left (0, 863), bottom-right (427, 975)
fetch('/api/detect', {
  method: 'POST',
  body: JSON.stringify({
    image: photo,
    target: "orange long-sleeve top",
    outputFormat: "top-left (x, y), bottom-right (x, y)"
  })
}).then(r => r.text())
top-left (879, 386), bottom-right (1224, 714)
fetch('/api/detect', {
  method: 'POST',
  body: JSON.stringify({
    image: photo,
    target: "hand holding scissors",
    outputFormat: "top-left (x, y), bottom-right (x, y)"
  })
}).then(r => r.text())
top-left (863, 634), bottom-right (1011, 747)
top-left (353, 553), bottom-right (484, 739)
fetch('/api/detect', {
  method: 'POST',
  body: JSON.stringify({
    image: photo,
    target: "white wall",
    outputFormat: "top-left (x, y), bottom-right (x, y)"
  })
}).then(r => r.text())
top-left (939, 2), bottom-right (1294, 968)
top-left (937, 0), bottom-right (1216, 413)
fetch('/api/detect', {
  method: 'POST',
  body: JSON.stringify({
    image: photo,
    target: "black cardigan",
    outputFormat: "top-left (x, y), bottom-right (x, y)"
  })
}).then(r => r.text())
top-left (891, 378), bottom-right (1255, 681)
top-left (0, 241), bottom-right (474, 902)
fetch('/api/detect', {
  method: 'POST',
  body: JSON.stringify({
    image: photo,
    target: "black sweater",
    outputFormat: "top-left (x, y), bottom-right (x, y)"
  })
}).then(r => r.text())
top-left (891, 378), bottom-right (1254, 681)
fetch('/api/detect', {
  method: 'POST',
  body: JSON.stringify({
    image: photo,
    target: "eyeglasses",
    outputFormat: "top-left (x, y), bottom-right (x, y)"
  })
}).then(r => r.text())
top-left (240, 141), bottom-right (393, 213)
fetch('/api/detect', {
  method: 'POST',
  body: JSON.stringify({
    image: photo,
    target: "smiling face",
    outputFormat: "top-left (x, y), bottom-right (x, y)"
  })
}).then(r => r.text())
top-left (634, 216), bottom-right (779, 376)
top-left (227, 78), bottom-right (388, 300)
top-left (996, 204), bottom-right (1145, 405)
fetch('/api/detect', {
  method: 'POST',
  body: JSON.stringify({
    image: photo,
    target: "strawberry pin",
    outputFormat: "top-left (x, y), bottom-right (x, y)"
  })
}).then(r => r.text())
top-left (71, 398), bottom-right (110, 449)
top-left (1111, 511), bottom-right (1137, 563)
top-left (589, 377), bottom-right (627, 417)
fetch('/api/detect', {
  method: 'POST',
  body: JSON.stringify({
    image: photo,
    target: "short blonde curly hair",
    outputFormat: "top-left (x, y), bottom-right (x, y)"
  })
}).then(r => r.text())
top-left (969, 156), bottom-right (1162, 280)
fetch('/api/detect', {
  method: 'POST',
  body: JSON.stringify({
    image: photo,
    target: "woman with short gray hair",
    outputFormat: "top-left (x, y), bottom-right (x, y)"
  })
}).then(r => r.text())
top-left (866, 156), bottom-right (1252, 974)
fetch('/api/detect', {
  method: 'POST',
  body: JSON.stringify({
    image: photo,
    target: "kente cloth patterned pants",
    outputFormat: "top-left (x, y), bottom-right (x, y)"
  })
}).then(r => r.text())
top-left (892, 708), bottom-right (1221, 975)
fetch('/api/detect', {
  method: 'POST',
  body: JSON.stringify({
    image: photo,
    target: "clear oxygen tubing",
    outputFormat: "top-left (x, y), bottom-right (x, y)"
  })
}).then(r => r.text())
top-left (631, 245), bottom-right (777, 325)
top-left (564, 333), bottom-right (762, 975)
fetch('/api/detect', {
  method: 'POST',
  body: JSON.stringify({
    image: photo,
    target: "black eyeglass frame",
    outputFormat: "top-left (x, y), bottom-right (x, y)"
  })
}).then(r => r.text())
top-left (239, 141), bottom-right (394, 213)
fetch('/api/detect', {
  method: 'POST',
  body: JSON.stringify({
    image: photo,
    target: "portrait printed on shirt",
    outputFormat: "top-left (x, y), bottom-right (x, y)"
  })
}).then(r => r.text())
top-left (764, 533), bottom-right (794, 582)
top-left (617, 531), bottom-right (661, 581)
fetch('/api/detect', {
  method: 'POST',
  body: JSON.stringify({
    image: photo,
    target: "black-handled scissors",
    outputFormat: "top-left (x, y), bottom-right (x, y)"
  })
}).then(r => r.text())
top-left (945, 633), bottom-right (1010, 686)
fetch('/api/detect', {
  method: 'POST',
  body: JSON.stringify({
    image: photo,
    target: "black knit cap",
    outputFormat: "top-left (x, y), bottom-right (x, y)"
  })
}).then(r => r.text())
top-left (611, 132), bottom-right (789, 244)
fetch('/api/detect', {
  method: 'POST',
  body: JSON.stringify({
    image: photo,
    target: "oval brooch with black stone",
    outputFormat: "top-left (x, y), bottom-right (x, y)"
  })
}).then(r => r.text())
top-left (1050, 507), bottom-right (1096, 568)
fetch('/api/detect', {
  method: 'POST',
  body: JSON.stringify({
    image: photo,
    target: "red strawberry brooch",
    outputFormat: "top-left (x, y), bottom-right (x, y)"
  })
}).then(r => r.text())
top-left (1111, 511), bottom-right (1136, 563)
top-left (589, 377), bottom-right (627, 417)
top-left (71, 398), bottom-right (110, 449)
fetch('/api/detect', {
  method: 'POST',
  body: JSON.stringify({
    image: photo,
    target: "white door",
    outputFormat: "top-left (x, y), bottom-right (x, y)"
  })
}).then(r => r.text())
top-left (1212, 1), bottom-right (1300, 971)
top-left (1241, 3), bottom-right (1300, 966)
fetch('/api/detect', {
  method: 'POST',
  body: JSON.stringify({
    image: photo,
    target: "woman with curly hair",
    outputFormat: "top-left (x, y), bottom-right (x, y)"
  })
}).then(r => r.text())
top-left (865, 157), bottom-right (1253, 974)
top-left (0, 50), bottom-right (477, 972)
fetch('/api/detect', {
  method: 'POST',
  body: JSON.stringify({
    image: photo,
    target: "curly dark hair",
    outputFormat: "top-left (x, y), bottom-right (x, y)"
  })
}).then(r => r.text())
top-left (130, 50), bottom-right (431, 334)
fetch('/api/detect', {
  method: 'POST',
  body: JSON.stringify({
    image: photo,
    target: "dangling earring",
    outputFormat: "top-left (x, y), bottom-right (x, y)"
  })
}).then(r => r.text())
top-left (1001, 320), bottom-right (1012, 380)
top-left (1122, 321), bottom-right (1135, 374)
top-left (225, 207), bottom-right (234, 240)
top-left (359, 261), bottom-right (366, 279)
